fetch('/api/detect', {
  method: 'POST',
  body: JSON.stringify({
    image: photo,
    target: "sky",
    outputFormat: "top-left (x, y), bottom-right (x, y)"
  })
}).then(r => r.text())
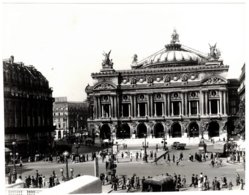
top-left (2, 2), bottom-right (246, 101)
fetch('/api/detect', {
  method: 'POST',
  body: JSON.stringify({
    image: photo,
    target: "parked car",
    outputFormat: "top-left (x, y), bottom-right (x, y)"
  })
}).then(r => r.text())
top-left (171, 142), bottom-right (186, 150)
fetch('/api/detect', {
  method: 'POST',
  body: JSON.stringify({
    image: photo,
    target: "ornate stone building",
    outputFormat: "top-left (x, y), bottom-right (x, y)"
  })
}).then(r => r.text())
top-left (3, 56), bottom-right (55, 156)
top-left (86, 31), bottom-right (239, 142)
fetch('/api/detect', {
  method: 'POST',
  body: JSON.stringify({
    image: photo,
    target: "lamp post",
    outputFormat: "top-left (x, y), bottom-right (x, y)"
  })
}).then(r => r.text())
top-left (63, 151), bottom-right (70, 181)
top-left (10, 141), bottom-right (18, 183)
top-left (142, 134), bottom-right (149, 163)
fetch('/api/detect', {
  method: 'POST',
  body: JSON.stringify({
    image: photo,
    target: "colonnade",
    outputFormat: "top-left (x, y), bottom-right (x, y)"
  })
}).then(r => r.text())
top-left (93, 90), bottom-right (228, 119)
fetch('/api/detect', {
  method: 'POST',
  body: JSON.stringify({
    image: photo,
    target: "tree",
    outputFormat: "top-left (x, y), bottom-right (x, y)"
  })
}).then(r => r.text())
top-left (234, 99), bottom-right (245, 139)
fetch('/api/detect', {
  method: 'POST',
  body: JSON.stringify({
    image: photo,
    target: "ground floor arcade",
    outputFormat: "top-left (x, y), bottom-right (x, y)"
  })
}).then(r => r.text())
top-left (89, 119), bottom-right (228, 141)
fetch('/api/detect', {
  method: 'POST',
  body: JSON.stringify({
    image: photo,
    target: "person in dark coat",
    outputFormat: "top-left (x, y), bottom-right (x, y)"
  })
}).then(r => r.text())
top-left (173, 154), bottom-right (175, 163)
top-left (189, 174), bottom-right (195, 187)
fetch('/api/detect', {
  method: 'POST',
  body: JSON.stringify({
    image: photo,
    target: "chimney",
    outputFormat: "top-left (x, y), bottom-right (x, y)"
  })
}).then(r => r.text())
top-left (10, 55), bottom-right (14, 64)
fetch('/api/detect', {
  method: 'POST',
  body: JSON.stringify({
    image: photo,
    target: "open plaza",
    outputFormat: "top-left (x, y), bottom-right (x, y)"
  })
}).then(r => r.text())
top-left (6, 138), bottom-right (245, 193)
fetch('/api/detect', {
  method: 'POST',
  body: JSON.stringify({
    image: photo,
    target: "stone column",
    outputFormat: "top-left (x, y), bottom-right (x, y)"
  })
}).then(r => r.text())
top-left (168, 94), bottom-right (171, 116)
top-left (199, 91), bottom-right (203, 116)
top-left (154, 103), bottom-right (157, 117)
top-left (113, 96), bottom-right (117, 118)
top-left (162, 102), bottom-right (165, 116)
top-left (109, 104), bottom-right (111, 117)
top-left (128, 104), bottom-right (131, 117)
top-left (197, 101), bottom-right (199, 115)
top-left (209, 100), bottom-right (211, 115)
top-left (101, 105), bottom-right (104, 118)
top-left (184, 93), bottom-right (188, 116)
top-left (145, 103), bottom-right (148, 116)
top-left (138, 103), bottom-right (140, 117)
top-left (110, 96), bottom-right (113, 117)
top-left (171, 102), bottom-right (173, 116)
top-left (117, 95), bottom-right (120, 118)
top-left (217, 99), bottom-right (220, 115)
top-left (189, 101), bottom-right (191, 116)
top-left (205, 91), bottom-right (208, 115)
top-left (150, 95), bottom-right (153, 117)
top-left (163, 94), bottom-right (167, 116)
top-left (134, 96), bottom-right (137, 117)
top-left (181, 93), bottom-right (184, 116)
top-left (179, 102), bottom-right (182, 115)
top-left (224, 91), bottom-right (227, 115)
top-left (147, 95), bottom-right (150, 116)
top-left (94, 96), bottom-right (97, 119)
top-left (219, 91), bottom-right (223, 115)
top-left (98, 97), bottom-right (101, 118)
top-left (130, 95), bottom-right (134, 117)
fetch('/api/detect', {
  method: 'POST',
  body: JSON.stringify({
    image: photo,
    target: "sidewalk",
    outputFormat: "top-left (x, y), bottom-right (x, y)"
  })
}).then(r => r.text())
top-left (102, 184), bottom-right (113, 193)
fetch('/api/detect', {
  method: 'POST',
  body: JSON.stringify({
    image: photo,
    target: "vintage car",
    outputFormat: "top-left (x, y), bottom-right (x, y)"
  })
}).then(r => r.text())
top-left (171, 142), bottom-right (186, 150)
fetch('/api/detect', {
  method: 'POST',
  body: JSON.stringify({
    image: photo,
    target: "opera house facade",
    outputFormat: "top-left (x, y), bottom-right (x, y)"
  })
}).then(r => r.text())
top-left (86, 31), bottom-right (239, 142)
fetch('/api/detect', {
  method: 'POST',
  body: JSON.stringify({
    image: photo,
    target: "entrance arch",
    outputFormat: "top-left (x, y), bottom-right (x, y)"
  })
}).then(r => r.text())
top-left (154, 123), bottom-right (164, 138)
top-left (208, 121), bottom-right (220, 137)
top-left (188, 122), bottom-right (199, 137)
top-left (171, 123), bottom-right (182, 138)
top-left (117, 124), bottom-right (130, 139)
top-left (100, 124), bottom-right (111, 140)
top-left (137, 123), bottom-right (147, 138)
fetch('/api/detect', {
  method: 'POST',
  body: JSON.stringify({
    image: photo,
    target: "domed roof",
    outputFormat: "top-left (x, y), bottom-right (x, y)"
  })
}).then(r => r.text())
top-left (131, 30), bottom-right (208, 69)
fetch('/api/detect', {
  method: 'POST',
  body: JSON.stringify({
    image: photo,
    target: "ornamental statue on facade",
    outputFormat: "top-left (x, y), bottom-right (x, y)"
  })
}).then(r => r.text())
top-left (171, 29), bottom-right (180, 44)
top-left (102, 50), bottom-right (113, 70)
top-left (132, 54), bottom-right (138, 64)
top-left (208, 43), bottom-right (221, 60)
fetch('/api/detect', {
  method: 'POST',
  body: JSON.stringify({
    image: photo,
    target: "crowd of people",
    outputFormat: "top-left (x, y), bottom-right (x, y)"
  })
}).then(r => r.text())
top-left (99, 171), bottom-right (245, 192)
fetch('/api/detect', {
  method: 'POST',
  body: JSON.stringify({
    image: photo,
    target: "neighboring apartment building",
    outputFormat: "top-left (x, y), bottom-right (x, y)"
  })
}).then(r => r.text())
top-left (3, 56), bottom-right (55, 156)
top-left (53, 97), bottom-right (88, 140)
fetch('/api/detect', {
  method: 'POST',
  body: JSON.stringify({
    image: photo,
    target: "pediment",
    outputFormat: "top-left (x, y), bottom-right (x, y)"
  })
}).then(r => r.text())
top-left (93, 82), bottom-right (116, 90)
top-left (201, 76), bottom-right (227, 85)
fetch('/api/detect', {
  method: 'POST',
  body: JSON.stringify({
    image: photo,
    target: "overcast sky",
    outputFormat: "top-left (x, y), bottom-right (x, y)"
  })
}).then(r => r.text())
top-left (2, 2), bottom-right (246, 101)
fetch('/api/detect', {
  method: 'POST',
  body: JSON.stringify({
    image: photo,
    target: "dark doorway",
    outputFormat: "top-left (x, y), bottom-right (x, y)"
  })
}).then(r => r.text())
top-left (137, 123), bottom-right (147, 138)
top-left (100, 124), bottom-right (111, 140)
top-left (117, 124), bottom-right (130, 139)
top-left (188, 122), bottom-right (199, 137)
top-left (171, 123), bottom-right (182, 138)
top-left (154, 123), bottom-right (164, 138)
top-left (208, 121), bottom-right (219, 137)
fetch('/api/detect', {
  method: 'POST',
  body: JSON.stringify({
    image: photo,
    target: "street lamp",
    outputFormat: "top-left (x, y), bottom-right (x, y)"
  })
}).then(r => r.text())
top-left (63, 151), bottom-right (70, 181)
top-left (142, 134), bottom-right (149, 163)
top-left (10, 141), bottom-right (18, 183)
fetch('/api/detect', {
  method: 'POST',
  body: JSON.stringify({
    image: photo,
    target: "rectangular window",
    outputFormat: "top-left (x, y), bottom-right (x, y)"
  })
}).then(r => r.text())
top-left (122, 104), bottom-right (129, 117)
top-left (103, 104), bottom-right (110, 117)
top-left (173, 102), bottom-right (179, 115)
top-left (139, 103), bottom-right (146, 117)
top-left (191, 101), bottom-right (198, 115)
top-left (156, 102), bottom-right (162, 116)
top-left (211, 100), bottom-right (218, 114)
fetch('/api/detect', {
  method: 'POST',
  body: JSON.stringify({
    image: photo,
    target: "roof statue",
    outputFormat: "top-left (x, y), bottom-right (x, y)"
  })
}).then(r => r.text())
top-left (132, 54), bottom-right (138, 64)
top-left (102, 50), bottom-right (112, 65)
top-left (101, 50), bottom-right (114, 72)
top-left (171, 29), bottom-right (180, 44)
top-left (208, 43), bottom-right (221, 60)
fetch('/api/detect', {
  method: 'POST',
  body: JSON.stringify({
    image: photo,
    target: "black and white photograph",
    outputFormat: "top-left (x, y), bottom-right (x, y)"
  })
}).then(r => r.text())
top-left (1, 0), bottom-right (246, 194)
